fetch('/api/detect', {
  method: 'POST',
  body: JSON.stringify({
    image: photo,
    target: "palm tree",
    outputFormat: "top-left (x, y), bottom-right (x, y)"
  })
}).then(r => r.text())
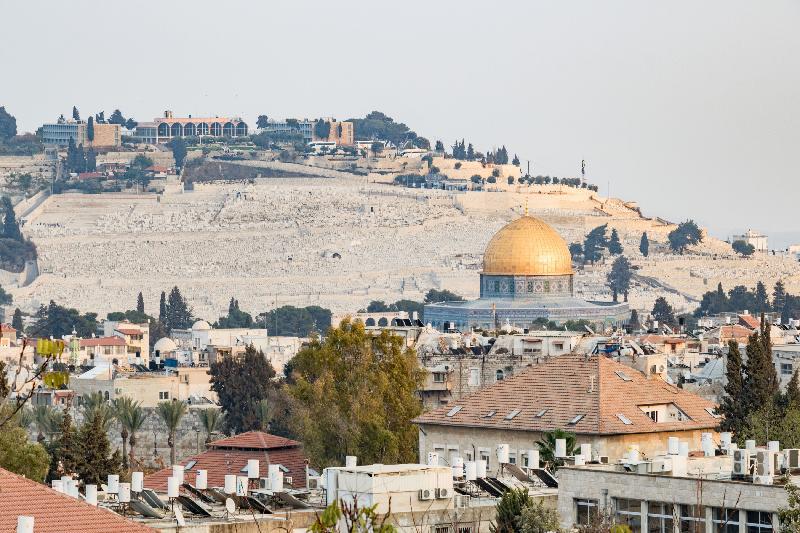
top-left (535, 429), bottom-right (577, 472)
top-left (81, 392), bottom-right (114, 431)
top-left (198, 408), bottom-right (223, 446)
top-left (157, 400), bottom-right (187, 465)
top-left (114, 397), bottom-right (146, 469)
top-left (32, 405), bottom-right (62, 443)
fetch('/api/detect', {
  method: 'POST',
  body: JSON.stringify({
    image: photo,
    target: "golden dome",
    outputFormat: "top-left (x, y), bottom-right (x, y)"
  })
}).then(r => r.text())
top-left (483, 216), bottom-right (574, 276)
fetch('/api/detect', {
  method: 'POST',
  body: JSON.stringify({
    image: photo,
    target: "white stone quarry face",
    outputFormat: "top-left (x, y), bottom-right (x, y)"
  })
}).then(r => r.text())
top-left (15, 177), bottom-right (800, 319)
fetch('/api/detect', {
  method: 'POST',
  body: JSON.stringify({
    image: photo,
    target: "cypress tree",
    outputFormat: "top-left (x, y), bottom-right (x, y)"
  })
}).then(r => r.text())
top-left (774, 281), bottom-right (787, 313)
top-left (158, 291), bottom-right (167, 325)
top-left (755, 282), bottom-right (769, 314)
top-left (720, 340), bottom-right (746, 436)
top-left (785, 370), bottom-right (800, 411)
top-left (608, 228), bottom-right (623, 255)
top-left (49, 411), bottom-right (81, 479)
top-left (639, 232), bottom-right (650, 257)
top-left (742, 318), bottom-right (778, 414)
top-left (87, 116), bottom-right (95, 142)
top-left (136, 292), bottom-right (145, 314)
top-left (11, 308), bottom-right (23, 334)
top-left (78, 410), bottom-right (121, 485)
top-left (72, 106), bottom-right (80, 121)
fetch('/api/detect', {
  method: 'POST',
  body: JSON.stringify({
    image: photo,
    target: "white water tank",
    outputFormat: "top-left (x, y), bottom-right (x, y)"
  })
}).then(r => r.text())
top-left (268, 464), bottom-right (280, 478)
top-left (172, 465), bottom-right (184, 485)
top-left (427, 452), bottom-right (439, 466)
top-left (476, 460), bottom-right (487, 478)
top-left (720, 432), bottom-right (732, 449)
top-left (671, 455), bottom-right (688, 477)
top-left (496, 444), bottom-right (510, 463)
top-left (270, 471), bottom-right (284, 492)
top-left (555, 439), bottom-right (567, 458)
top-left (131, 471), bottom-right (144, 493)
top-left (85, 485), bottom-right (98, 506)
top-left (574, 455), bottom-right (586, 466)
top-left (167, 476), bottom-right (179, 498)
top-left (768, 441), bottom-right (780, 453)
top-left (51, 480), bottom-right (63, 493)
top-left (345, 456), bottom-right (357, 468)
top-left (119, 483), bottom-right (131, 503)
top-left (16, 516), bottom-right (34, 533)
top-left (464, 461), bottom-right (477, 481)
top-left (527, 449), bottom-right (540, 469)
top-left (224, 474), bottom-right (236, 494)
top-left (451, 456), bottom-right (464, 478)
top-left (196, 469), bottom-right (208, 490)
top-left (678, 441), bottom-right (690, 457)
top-left (668, 437), bottom-right (680, 455)
top-left (107, 474), bottom-right (120, 494)
top-left (580, 443), bottom-right (592, 459)
top-left (746, 440), bottom-right (757, 450)
top-left (701, 433), bottom-right (714, 457)
top-left (247, 459), bottom-right (260, 479)
top-left (626, 444), bottom-right (640, 463)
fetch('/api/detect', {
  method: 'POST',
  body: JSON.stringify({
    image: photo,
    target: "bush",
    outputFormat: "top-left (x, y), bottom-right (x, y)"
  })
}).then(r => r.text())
top-left (454, 162), bottom-right (462, 169)
top-left (492, 168), bottom-right (501, 177)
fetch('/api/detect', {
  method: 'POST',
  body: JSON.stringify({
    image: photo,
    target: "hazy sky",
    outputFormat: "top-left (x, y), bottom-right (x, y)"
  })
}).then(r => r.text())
top-left (3, 1), bottom-right (798, 246)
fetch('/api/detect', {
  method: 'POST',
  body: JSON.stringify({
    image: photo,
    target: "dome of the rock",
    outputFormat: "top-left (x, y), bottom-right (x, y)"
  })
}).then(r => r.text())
top-left (482, 216), bottom-right (573, 276)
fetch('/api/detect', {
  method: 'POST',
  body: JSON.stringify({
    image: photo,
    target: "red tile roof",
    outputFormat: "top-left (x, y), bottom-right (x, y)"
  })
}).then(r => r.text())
top-left (115, 328), bottom-right (143, 336)
top-left (80, 337), bottom-right (127, 347)
top-left (413, 354), bottom-right (719, 435)
top-left (0, 467), bottom-right (154, 533)
top-left (738, 314), bottom-right (760, 329)
top-left (144, 432), bottom-right (307, 492)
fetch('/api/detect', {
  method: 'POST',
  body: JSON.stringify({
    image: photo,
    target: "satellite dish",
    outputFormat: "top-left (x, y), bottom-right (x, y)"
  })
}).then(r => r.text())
top-left (225, 498), bottom-right (236, 514)
top-left (174, 506), bottom-right (186, 527)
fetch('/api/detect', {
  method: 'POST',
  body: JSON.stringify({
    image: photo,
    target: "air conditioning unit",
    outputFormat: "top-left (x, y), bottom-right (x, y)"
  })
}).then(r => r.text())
top-left (454, 494), bottom-right (470, 508)
top-left (651, 458), bottom-right (672, 473)
top-left (307, 477), bottom-right (321, 490)
top-left (756, 451), bottom-right (774, 476)
top-left (418, 489), bottom-right (434, 501)
top-left (786, 449), bottom-right (800, 469)
top-left (599, 456), bottom-right (609, 464)
top-left (733, 449), bottom-right (751, 477)
top-left (753, 474), bottom-right (774, 485)
top-left (436, 487), bottom-right (451, 499)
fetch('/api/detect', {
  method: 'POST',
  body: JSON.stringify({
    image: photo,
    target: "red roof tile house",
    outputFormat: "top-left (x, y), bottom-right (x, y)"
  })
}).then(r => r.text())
top-left (144, 431), bottom-right (308, 492)
top-left (0, 467), bottom-right (154, 533)
top-left (413, 354), bottom-right (720, 471)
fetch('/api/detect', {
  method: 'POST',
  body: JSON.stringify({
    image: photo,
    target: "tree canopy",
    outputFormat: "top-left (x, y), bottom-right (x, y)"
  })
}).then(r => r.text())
top-left (607, 256), bottom-right (632, 302)
top-left (0, 107), bottom-right (17, 140)
top-left (29, 301), bottom-right (98, 338)
top-left (639, 232), bottom-right (650, 257)
top-left (732, 239), bottom-right (755, 256)
top-left (651, 297), bottom-right (675, 326)
top-left (582, 224), bottom-right (608, 264)
top-left (169, 137), bottom-right (188, 170)
top-left (667, 220), bottom-right (702, 254)
top-left (348, 111), bottom-right (420, 147)
top-left (256, 305), bottom-right (332, 337)
top-left (287, 319), bottom-right (423, 467)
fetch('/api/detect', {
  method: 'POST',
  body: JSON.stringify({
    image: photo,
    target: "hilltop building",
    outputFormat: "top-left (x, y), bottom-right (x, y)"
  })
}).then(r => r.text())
top-left (413, 354), bottom-right (720, 466)
top-left (424, 215), bottom-right (629, 330)
top-left (41, 119), bottom-right (121, 148)
top-left (732, 228), bottom-right (768, 252)
top-left (259, 117), bottom-right (354, 145)
top-left (134, 110), bottom-right (248, 143)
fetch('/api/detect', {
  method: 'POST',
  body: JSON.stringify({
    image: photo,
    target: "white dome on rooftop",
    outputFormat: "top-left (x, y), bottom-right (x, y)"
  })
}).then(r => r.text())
top-left (192, 320), bottom-right (212, 331)
top-left (153, 337), bottom-right (177, 352)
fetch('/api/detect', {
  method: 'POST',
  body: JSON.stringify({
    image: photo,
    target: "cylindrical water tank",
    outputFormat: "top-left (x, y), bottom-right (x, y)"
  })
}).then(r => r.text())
top-left (496, 444), bottom-right (510, 463)
top-left (580, 443), bottom-right (592, 460)
top-left (107, 474), bottom-right (120, 494)
top-left (68, 480), bottom-right (80, 499)
top-left (720, 432), bottom-right (732, 448)
top-left (85, 485), bottom-right (98, 506)
top-left (574, 455), bottom-right (586, 466)
top-left (345, 456), bottom-right (357, 468)
top-left (555, 439), bottom-right (567, 458)
top-left (271, 471), bottom-right (284, 492)
top-left (247, 459), bottom-right (260, 479)
top-left (268, 464), bottom-right (280, 478)
top-left (172, 465), bottom-right (185, 485)
top-left (427, 452), bottom-right (439, 466)
top-left (51, 480), bottom-right (64, 493)
top-left (527, 449), bottom-right (539, 469)
top-left (61, 475), bottom-right (71, 486)
top-left (224, 474), bottom-right (237, 494)
top-left (167, 476), bottom-right (179, 498)
top-left (451, 456), bottom-right (464, 478)
top-left (119, 483), bottom-right (131, 503)
top-left (464, 462), bottom-right (477, 481)
top-left (196, 469), bottom-right (208, 490)
top-left (476, 460), bottom-right (487, 478)
top-left (679, 441), bottom-right (690, 457)
top-left (131, 471), bottom-right (144, 493)
top-left (236, 476), bottom-right (248, 496)
top-left (746, 440), bottom-right (757, 450)
top-left (16, 516), bottom-right (34, 533)
top-left (627, 444), bottom-right (640, 463)
top-left (667, 437), bottom-right (680, 455)
top-left (768, 441), bottom-right (780, 453)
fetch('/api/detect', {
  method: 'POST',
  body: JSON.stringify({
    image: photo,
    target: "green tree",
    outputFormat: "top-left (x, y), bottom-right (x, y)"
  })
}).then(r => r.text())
top-left (667, 220), bottom-right (702, 254)
top-left (198, 408), bottom-right (223, 446)
top-left (424, 289), bottom-right (465, 303)
top-left (629, 309), bottom-right (641, 331)
top-left (0, 422), bottom-right (50, 482)
top-left (157, 400), bottom-right (187, 465)
top-left (0, 107), bottom-right (17, 140)
top-left (742, 319), bottom-right (778, 417)
top-left (108, 109), bottom-right (125, 125)
top-left (169, 137), bottom-right (188, 170)
top-left (639, 232), bottom-right (649, 257)
top-left (607, 229), bottom-right (623, 255)
top-left (215, 297), bottom-right (254, 328)
top-left (779, 482), bottom-right (800, 533)
top-left (256, 115), bottom-right (269, 129)
top-left (77, 410), bottom-right (122, 484)
top-left (568, 242), bottom-right (583, 262)
top-left (774, 281), bottom-right (787, 312)
top-left (314, 119), bottom-right (331, 139)
top-left (785, 370), bottom-right (800, 412)
top-left (719, 340), bottom-right (746, 437)
top-left (11, 308), bottom-right (23, 335)
top-left (29, 300), bottom-right (98, 338)
top-left (732, 240), bottom-right (755, 257)
top-left (651, 297), bottom-right (676, 326)
top-left (512, 154), bottom-right (520, 166)
top-left (209, 345), bottom-right (275, 434)
top-left (114, 397), bottom-right (146, 468)
top-left (607, 256), bottom-right (632, 302)
top-left (165, 286), bottom-right (193, 331)
top-left (518, 499), bottom-right (561, 533)
top-left (288, 319), bottom-right (423, 468)
top-left (32, 405), bottom-right (62, 444)
top-left (583, 225), bottom-right (608, 264)
top-left (80, 392), bottom-right (114, 432)
top-left (754, 282), bottom-right (770, 314)
top-left (2, 196), bottom-right (22, 241)
top-left (256, 305), bottom-right (332, 337)
top-left (130, 154), bottom-right (154, 169)
top-left (87, 116), bottom-right (95, 142)
top-left (434, 140), bottom-right (444, 152)
top-left (310, 500), bottom-right (396, 533)
top-left (535, 429), bottom-right (576, 471)
top-left (136, 292), bottom-right (145, 314)
top-left (491, 488), bottom-right (535, 533)
top-left (48, 410), bottom-right (82, 479)
top-left (158, 290), bottom-right (167, 324)
top-left (72, 106), bottom-right (80, 121)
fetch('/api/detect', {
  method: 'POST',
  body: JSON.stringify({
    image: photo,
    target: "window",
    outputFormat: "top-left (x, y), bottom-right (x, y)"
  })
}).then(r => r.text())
top-left (468, 368), bottom-right (480, 387)
top-left (433, 526), bottom-right (451, 533)
top-left (433, 372), bottom-right (446, 383)
top-left (568, 414), bottom-right (585, 425)
top-left (712, 508), bottom-right (739, 533)
top-left (575, 499), bottom-right (598, 526)
top-left (646, 410), bottom-right (659, 422)
top-left (483, 410), bottom-right (496, 418)
top-left (615, 371), bottom-right (633, 382)
top-left (505, 409), bottom-right (521, 420)
top-left (745, 511), bottom-right (772, 533)
top-left (496, 369), bottom-right (505, 381)
top-left (535, 409), bottom-right (549, 418)
top-left (647, 501), bottom-right (674, 533)
top-left (782, 363), bottom-right (793, 375)
top-left (678, 504), bottom-right (704, 533)
top-left (508, 452), bottom-right (516, 465)
top-left (617, 413), bottom-right (633, 425)
top-left (464, 451), bottom-right (473, 462)
top-left (479, 450), bottom-right (490, 468)
top-left (615, 499), bottom-right (642, 533)
top-left (159, 391), bottom-right (169, 400)
top-left (446, 406), bottom-right (462, 417)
